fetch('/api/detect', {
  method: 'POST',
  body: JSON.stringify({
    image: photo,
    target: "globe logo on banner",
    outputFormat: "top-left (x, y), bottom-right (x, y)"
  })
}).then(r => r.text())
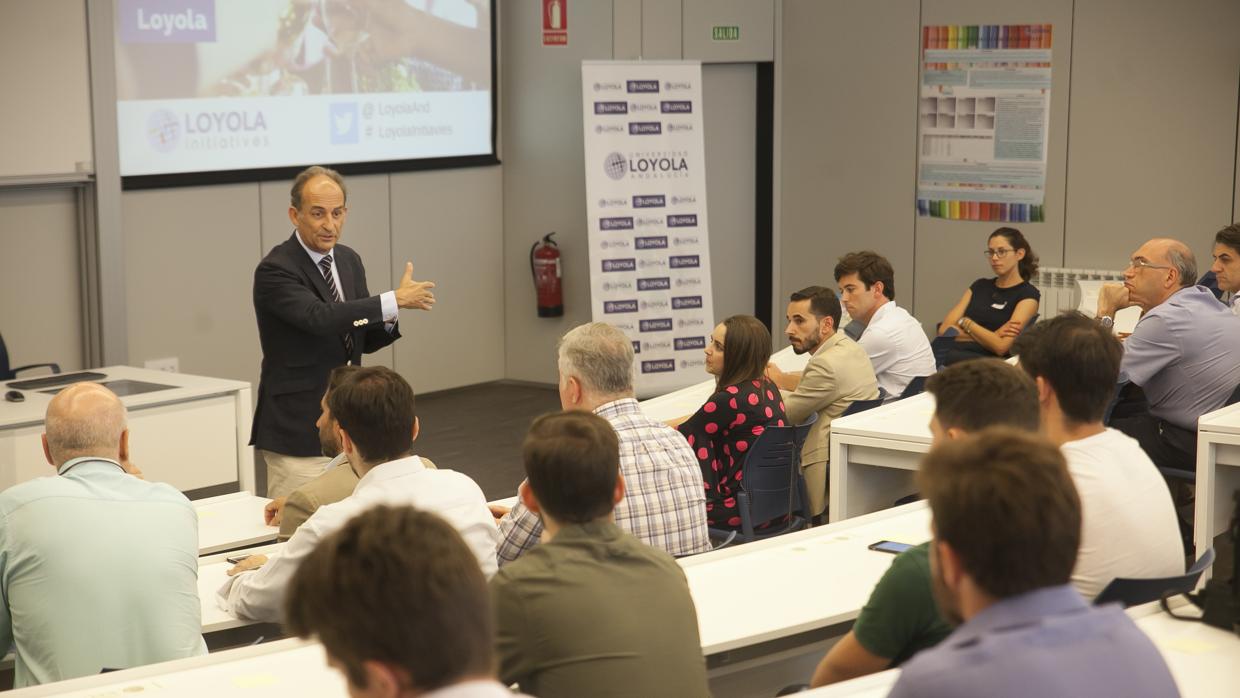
top-left (604, 152), bottom-right (628, 180)
top-left (146, 109), bottom-right (181, 153)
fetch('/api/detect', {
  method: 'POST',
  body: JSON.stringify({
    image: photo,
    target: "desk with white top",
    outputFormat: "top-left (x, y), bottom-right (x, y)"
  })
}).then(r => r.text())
top-left (1195, 402), bottom-right (1240, 571)
top-left (828, 393), bottom-right (934, 522)
top-left (0, 366), bottom-right (256, 494)
top-left (639, 345), bottom-right (811, 423)
top-left (195, 492), bottom-right (276, 555)
top-left (799, 600), bottom-right (1240, 698)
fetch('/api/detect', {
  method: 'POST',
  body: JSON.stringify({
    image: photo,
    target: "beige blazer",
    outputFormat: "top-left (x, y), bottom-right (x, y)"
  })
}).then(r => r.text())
top-left (781, 332), bottom-right (879, 465)
top-left (278, 456), bottom-right (437, 541)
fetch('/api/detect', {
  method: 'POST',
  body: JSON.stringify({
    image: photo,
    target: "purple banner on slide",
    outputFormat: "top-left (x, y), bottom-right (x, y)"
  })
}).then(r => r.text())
top-left (118, 0), bottom-right (216, 44)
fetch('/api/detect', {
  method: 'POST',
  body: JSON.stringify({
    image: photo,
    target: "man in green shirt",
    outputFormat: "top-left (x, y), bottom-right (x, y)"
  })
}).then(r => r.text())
top-left (490, 411), bottom-right (709, 698)
top-left (810, 359), bottom-right (1040, 687)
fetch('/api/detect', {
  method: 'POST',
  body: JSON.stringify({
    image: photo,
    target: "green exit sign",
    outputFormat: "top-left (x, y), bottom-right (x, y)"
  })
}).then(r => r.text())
top-left (712, 25), bottom-right (740, 41)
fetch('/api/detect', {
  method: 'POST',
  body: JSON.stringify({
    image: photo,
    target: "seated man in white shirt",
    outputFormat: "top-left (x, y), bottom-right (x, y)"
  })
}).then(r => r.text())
top-left (1211, 223), bottom-right (1240, 315)
top-left (219, 366), bottom-right (499, 622)
top-left (834, 251), bottom-right (935, 398)
top-left (1014, 311), bottom-right (1183, 598)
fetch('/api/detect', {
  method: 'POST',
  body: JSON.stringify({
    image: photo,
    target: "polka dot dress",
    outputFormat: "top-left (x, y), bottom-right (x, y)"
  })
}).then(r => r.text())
top-left (678, 378), bottom-right (787, 530)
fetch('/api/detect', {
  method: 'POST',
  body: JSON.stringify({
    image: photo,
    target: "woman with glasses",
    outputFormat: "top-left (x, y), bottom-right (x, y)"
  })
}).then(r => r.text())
top-left (676, 315), bottom-right (787, 531)
top-left (936, 227), bottom-right (1041, 365)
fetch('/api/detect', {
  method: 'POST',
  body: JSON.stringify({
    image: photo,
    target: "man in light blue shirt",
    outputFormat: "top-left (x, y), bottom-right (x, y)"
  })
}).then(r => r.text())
top-left (1097, 237), bottom-right (1240, 471)
top-left (888, 427), bottom-right (1179, 698)
top-left (0, 383), bottom-right (205, 687)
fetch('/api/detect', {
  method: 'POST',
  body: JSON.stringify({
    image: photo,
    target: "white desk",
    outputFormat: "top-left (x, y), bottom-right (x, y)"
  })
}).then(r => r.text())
top-left (681, 502), bottom-right (931, 655)
top-left (828, 393), bottom-right (934, 522)
top-left (0, 366), bottom-right (256, 494)
top-left (195, 492), bottom-right (277, 555)
top-left (198, 543), bottom-right (284, 633)
top-left (639, 345), bottom-right (811, 423)
top-left (6, 638), bottom-right (343, 697)
top-left (799, 601), bottom-right (1240, 698)
top-left (1195, 402), bottom-right (1240, 569)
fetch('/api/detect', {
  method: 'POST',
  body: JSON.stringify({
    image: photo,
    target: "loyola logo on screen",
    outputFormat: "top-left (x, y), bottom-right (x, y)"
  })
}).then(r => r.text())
top-left (330, 103), bottom-right (359, 144)
top-left (118, 0), bottom-right (216, 43)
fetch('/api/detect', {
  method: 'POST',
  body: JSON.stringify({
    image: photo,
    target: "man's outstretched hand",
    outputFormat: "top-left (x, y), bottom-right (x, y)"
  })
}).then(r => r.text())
top-left (395, 262), bottom-right (436, 310)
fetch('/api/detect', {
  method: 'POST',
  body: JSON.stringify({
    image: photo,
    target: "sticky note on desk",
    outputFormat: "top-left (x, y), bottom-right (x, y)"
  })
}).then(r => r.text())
top-left (1160, 637), bottom-right (1218, 655)
top-left (232, 674), bottom-right (278, 688)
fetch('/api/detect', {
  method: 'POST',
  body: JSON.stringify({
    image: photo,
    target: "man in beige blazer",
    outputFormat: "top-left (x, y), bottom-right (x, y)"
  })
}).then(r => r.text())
top-left (767, 286), bottom-right (879, 520)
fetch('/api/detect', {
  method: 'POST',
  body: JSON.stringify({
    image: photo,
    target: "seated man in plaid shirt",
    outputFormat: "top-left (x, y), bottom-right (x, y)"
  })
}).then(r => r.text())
top-left (492, 323), bottom-right (711, 565)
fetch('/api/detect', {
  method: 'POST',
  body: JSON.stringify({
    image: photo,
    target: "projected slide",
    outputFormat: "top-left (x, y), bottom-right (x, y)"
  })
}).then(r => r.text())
top-left (114, 0), bottom-right (492, 178)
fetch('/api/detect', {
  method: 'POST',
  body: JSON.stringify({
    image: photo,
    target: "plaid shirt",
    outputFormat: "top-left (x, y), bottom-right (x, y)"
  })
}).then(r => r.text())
top-left (497, 398), bottom-right (710, 566)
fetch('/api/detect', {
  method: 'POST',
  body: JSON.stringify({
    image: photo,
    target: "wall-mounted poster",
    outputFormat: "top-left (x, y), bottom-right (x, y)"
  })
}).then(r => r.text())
top-left (916, 25), bottom-right (1052, 223)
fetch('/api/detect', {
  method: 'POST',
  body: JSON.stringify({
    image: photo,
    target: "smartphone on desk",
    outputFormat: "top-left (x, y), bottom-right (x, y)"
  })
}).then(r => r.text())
top-left (225, 554), bottom-right (252, 565)
top-left (868, 540), bottom-right (913, 555)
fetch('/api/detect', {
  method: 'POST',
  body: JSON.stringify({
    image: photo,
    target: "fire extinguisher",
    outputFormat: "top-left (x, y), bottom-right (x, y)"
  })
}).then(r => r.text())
top-left (530, 232), bottom-right (563, 317)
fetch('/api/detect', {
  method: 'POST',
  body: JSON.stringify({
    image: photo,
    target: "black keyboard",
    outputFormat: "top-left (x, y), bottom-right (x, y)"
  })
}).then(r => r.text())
top-left (7, 371), bottom-right (107, 390)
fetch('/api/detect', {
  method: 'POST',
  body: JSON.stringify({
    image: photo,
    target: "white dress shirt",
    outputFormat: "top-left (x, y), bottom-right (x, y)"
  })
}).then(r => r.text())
top-left (218, 455), bottom-right (500, 622)
top-left (856, 301), bottom-right (936, 399)
top-left (293, 230), bottom-right (399, 323)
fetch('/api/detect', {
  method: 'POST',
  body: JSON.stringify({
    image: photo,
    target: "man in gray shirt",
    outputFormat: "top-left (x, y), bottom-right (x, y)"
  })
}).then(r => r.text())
top-left (1097, 237), bottom-right (1240, 471)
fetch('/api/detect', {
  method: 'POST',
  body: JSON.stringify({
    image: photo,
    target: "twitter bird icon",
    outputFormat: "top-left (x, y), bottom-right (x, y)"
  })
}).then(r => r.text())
top-left (329, 103), bottom-right (359, 144)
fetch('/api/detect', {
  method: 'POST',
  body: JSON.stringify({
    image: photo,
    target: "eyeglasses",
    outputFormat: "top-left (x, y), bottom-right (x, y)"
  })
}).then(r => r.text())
top-left (1126, 258), bottom-right (1171, 272)
top-left (983, 248), bottom-right (1014, 259)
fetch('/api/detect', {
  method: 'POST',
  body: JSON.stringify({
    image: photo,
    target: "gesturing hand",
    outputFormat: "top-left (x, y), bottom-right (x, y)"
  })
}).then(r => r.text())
top-left (395, 262), bottom-right (436, 310)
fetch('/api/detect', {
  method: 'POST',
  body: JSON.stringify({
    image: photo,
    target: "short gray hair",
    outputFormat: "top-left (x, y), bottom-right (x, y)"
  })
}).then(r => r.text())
top-left (45, 385), bottom-right (127, 464)
top-left (1166, 244), bottom-right (1197, 289)
top-left (557, 323), bottom-right (635, 396)
top-left (291, 165), bottom-right (347, 210)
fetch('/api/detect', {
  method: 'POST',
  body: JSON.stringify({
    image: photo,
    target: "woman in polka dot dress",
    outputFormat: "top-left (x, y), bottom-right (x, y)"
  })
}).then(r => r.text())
top-left (677, 315), bottom-right (787, 530)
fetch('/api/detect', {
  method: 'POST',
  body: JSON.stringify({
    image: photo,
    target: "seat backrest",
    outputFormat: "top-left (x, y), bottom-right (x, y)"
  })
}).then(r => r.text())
top-left (0, 332), bottom-right (12, 381)
top-left (1093, 548), bottom-right (1216, 608)
top-left (841, 397), bottom-right (884, 418)
top-left (1227, 382), bottom-right (1240, 407)
top-left (899, 375), bottom-right (930, 399)
top-left (739, 423), bottom-right (804, 528)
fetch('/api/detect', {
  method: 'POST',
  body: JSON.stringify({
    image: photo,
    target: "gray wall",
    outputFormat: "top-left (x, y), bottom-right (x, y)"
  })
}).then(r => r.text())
top-left (122, 167), bottom-right (504, 397)
top-left (778, 0), bottom-right (1240, 334)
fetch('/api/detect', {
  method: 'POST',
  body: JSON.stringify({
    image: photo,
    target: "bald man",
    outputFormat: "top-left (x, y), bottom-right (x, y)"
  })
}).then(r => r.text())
top-left (1097, 238), bottom-right (1240, 471)
top-left (0, 383), bottom-right (206, 687)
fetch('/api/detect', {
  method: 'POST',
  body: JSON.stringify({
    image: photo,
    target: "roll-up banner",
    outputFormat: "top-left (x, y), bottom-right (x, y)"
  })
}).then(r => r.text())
top-left (581, 61), bottom-right (716, 398)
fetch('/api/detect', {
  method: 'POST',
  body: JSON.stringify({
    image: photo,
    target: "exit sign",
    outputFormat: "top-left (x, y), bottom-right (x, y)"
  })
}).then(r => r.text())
top-left (712, 26), bottom-right (740, 41)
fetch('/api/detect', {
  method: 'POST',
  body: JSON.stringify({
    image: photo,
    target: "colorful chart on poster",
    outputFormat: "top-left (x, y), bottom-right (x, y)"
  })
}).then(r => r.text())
top-left (916, 24), bottom-right (1052, 223)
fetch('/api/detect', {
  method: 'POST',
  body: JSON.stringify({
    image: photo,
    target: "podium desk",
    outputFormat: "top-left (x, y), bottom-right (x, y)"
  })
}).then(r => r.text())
top-left (1195, 402), bottom-right (1240, 574)
top-left (828, 393), bottom-right (934, 522)
top-left (0, 366), bottom-right (255, 495)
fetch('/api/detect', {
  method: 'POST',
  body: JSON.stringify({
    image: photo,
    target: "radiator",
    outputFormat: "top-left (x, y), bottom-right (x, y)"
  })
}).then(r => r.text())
top-left (1031, 267), bottom-right (1139, 332)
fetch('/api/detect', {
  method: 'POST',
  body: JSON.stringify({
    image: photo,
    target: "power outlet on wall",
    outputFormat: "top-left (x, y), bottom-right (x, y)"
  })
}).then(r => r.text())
top-left (144, 357), bottom-right (179, 373)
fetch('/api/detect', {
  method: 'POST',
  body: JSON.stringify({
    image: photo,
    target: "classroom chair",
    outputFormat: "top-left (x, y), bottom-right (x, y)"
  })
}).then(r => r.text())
top-left (0, 332), bottom-right (60, 381)
top-left (1093, 548), bottom-right (1215, 608)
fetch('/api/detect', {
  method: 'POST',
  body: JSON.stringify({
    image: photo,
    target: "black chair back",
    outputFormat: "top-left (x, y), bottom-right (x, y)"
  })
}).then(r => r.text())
top-left (841, 397), bottom-right (884, 418)
top-left (0, 333), bottom-right (11, 381)
top-left (898, 375), bottom-right (930, 400)
top-left (1093, 548), bottom-right (1215, 608)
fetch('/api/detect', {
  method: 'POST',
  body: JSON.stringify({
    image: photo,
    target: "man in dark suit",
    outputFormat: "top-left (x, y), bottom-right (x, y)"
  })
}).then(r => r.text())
top-left (252, 165), bottom-right (435, 497)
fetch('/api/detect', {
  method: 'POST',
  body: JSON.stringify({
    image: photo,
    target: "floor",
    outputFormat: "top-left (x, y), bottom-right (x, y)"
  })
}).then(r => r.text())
top-left (413, 381), bottom-right (561, 500)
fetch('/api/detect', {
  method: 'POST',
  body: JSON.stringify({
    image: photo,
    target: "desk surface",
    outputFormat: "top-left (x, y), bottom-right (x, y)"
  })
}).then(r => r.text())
top-left (1198, 402), bottom-right (1240, 435)
top-left (195, 492), bottom-right (276, 555)
top-left (829, 391), bottom-right (934, 444)
top-left (198, 543), bottom-right (284, 633)
top-left (680, 502), bottom-right (932, 655)
top-left (640, 346), bottom-right (810, 423)
top-left (0, 366), bottom-right (251, 429)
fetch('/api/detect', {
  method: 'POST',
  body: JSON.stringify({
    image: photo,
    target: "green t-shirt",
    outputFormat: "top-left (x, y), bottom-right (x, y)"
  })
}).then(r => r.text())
top-left (852, 542), bottom-right (954, 666)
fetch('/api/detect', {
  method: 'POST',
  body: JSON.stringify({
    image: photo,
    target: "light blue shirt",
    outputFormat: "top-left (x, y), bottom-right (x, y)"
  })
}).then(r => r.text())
top-left (1119, 285), bottom-right (1240, 429)
top-left (0, 458), bottom-right (206, 687)
top-left (887, 585), bottom-right (1179, 698)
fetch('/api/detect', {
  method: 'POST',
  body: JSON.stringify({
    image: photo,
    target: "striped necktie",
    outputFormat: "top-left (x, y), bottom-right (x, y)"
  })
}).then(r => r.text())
top-left (319, 255), bottom-right (354, 359)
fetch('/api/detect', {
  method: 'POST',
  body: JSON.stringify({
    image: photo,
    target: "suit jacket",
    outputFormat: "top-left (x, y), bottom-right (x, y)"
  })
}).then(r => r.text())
top-left (251, 234), bottom-right (400, 456)
top-left (278, 456), bottom-right (436, 541)
top-left (782, 331), bottom-right (879, 465)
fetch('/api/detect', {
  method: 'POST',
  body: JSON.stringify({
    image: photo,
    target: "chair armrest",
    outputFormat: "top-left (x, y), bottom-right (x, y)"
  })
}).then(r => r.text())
top-left (12, 362), bottom-right (61, 376)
